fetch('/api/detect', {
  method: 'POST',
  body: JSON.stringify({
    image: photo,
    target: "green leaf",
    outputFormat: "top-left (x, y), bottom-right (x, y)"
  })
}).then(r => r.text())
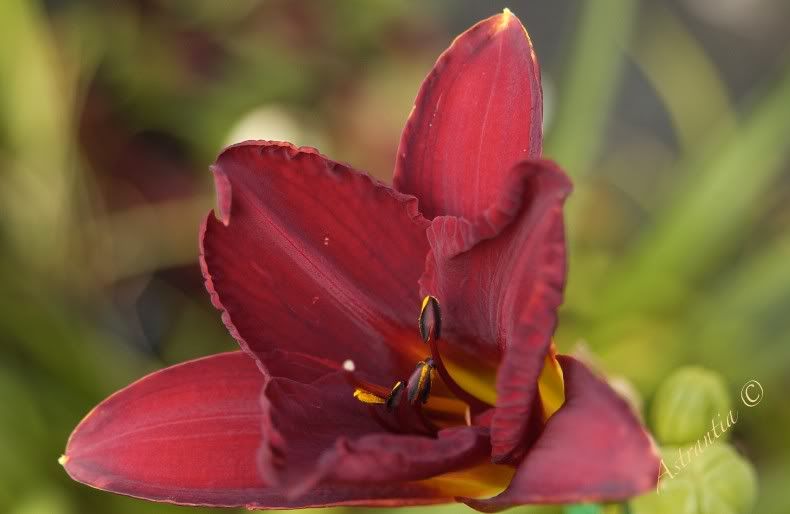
top-left (545, 0), bottom-right (638, 178)
top-left (595, 63), bottom-right (790, 317)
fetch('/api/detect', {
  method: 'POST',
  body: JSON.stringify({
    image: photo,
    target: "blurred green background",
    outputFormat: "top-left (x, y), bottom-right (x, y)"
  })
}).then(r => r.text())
top-left (1, 0), bottom-right (788, 513)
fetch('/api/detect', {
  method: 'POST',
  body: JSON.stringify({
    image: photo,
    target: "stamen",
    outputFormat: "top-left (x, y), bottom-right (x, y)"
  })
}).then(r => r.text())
top-left (427, 335), bottom-right (491, 412)
top-left (418, 296), bottom-right (492, 413)
top-left (343, 360), bottom-right (391, 399)
top-left (406, 359), bottom-right (434, 405)
top-left (385, 381), bottom-right (405, 411)
top-left (393, 387), bottom-right (437, 436)
top-left (367, 405), bottom-right (401, 433)
top-left (353, 389), bottom-right (385, 405)
top-left (411, 400), bottom-right (439, 435)
top-left (419, 295), bottom-right (442, 342)
top-left (345, 296), bottom-right (493, 437)
top-left (344, 359), bottom-right (436, 435)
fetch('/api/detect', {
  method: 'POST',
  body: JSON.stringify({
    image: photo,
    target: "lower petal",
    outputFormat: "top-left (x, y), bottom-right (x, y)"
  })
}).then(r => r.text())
top-left (61, 352), bottom-right (271, 507)
top-left (260, 351), bottom-right (502, 499)
top-left (288, 427), bottom-right (494, 498)
top-left (462, 356), bottom-right (660, 511)
top-left (61, 352), bottom-right (471, 508)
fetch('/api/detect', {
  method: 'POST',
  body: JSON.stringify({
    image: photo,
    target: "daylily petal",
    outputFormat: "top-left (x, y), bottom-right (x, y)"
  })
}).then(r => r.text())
top-left (419, 159), bottom-right (571, 463)
top-left (61, 352), bottom-right (270, 507)
top-left (463, 356), bottom-right (660, 512)
top-left (394, 9), bottom-right (543, 220)
top-left (289, 426), bottom-right (493, 497)
top-left (200, 141), bottom-right (430, 382)
top-left (61, 351), bottom-right (475, 508)
top-left (258, 350), bottom-right (498, 498)
top-left (201, 141), bottom-right (505, 501)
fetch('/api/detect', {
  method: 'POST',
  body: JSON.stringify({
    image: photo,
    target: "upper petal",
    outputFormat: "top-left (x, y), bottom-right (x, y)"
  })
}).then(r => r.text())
top-left (200, 141), bottom-right (430, 382)
top-left (394, 10), bottom-right (543, 220)
top-left (463, 356), bottom-right (661, 511)
top-left (419, 159), bottom-right (572, 462)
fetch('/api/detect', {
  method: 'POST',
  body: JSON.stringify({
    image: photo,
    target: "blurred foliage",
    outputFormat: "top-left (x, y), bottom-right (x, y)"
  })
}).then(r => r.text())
top-left (0, 0), bottom-right (788, 513)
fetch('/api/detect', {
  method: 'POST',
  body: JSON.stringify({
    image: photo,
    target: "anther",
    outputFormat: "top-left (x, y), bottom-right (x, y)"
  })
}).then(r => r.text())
top-left (419, 295), bottom-right (442, 343)
top-left (344, 359), bottom-right (434, 435)
top-left (417, 295), bottom-right (492, 413)
top-left (407, 359), bottom-right (434, 405)
top-left (385, 381), bottom-right (405, 411)
top-left (353, 389), bottom-right (385, 405)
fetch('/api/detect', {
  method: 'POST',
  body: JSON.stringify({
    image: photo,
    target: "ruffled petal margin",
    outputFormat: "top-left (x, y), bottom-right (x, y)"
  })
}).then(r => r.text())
top-left (200, 141), bottom-right (430, 383)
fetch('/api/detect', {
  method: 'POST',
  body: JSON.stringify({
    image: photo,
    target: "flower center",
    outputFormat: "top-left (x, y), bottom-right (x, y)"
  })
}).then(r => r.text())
top-left (345, 296), bottom-right (493, 435)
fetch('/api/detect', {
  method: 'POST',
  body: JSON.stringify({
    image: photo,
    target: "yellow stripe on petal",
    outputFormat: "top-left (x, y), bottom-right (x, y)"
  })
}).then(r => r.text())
top-left (537, 347), bottom-right (565, 420)
top-left (443, 357), bottom-right (498, 406)
top-left (427, 461), bottom-right (514, 499)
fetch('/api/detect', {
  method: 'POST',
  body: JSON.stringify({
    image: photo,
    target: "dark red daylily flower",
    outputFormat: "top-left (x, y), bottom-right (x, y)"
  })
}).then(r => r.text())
top-left (62, 10), bottom-right (660, 510)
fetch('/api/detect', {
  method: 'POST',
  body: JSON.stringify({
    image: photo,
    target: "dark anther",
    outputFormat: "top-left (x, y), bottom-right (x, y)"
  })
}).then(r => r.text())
top-left (385, 381), bottom-right (405, 411)
top-left (407, 359), bottom-right (435, 405)
top-left (417, 296), bottom-right (493, 413)
top-left (418, 295), bottom-right (442, 343)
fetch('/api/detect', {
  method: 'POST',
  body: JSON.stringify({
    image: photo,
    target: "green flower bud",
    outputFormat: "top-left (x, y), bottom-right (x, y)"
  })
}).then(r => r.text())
top-left (631, 443), bottom-right (757, 514)
top-left (696, 443), bottom-right (757, 514)
top-left (651, 367), bottom-right (731, 445)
